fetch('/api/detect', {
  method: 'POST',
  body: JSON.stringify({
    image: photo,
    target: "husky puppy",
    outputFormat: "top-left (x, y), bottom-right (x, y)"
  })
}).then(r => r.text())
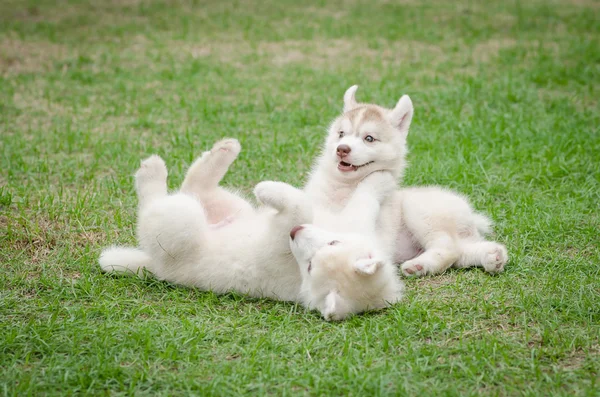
top-left (305, 86), bottom-right (508, 277)
top-left (99, 139), bottom-right (404, 320)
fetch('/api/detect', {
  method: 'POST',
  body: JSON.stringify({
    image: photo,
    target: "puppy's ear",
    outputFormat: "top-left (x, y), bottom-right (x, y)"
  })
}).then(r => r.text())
top-left (389, 95), bottom-right (413, 135)
top-left (354, 257), bottom-right (383, 275)
top-left (343, 85), bottom-right (359, 113)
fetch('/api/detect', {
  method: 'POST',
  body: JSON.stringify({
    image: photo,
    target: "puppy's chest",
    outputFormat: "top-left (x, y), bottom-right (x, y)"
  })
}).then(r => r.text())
top-left (323, 187), bottom-right (354, 209)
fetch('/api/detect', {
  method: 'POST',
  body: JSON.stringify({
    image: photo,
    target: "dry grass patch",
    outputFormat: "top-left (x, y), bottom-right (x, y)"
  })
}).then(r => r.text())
top-left (0, 36), bottom-right (70, 76)
top-left (472, 38), bottom-right (517, 63)
top-left (537, 88), bottom-right (597, 112)
top-left (558, 344), bottom-right (599, 371)
top-left (158, 37), bottom-right (447, 70)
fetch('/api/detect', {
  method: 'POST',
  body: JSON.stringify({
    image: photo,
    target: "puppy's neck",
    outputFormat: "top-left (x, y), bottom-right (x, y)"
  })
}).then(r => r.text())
top-left (305, 155), bottom-right (361, 207)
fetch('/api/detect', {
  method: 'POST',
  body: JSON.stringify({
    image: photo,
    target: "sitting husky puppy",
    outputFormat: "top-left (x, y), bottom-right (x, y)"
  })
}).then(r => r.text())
top-left (305, 86), bottom-right (508, 277)
top-left (99, 139), bottom-right (404, 320)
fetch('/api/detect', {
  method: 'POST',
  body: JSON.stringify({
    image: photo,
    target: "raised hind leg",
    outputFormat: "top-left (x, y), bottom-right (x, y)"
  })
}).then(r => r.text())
top-left (135, 155), bottom-right (168, 209)
top-left (179, 138), bottom-right (252, 224)
top-left (180, 138), bottom-right (241, 194)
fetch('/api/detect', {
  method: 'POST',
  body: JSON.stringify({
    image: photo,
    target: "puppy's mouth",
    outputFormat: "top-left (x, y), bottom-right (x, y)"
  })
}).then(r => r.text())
top-left (338, 161), bottom-right (374, 172)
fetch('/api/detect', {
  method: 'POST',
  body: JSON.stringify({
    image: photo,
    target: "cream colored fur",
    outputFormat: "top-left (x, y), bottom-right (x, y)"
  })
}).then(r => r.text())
top-left (100, 139), bottom-right (404, 320)
top-left (305, 86), bottom-right (508, 277)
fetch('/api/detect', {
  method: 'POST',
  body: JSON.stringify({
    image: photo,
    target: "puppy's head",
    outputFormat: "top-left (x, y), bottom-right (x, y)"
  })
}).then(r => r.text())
top-left (322, 85), bottom-right (413, 181)
top-left (289, 224), bottom-right (404, 321)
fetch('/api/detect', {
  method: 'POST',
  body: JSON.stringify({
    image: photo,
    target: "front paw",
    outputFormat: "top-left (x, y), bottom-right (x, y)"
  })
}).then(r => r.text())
top-left (254, 181), bottom-right (287, 208)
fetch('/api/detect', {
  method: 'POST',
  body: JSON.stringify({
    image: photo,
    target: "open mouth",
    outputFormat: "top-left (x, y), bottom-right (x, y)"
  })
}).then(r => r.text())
top-left (337, 161), bottom-right (374, 172)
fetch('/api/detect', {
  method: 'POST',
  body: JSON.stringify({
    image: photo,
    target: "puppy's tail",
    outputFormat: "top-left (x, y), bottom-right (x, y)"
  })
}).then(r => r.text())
top-left (472, 213), bottom-right (493, 236)
top-left (99, 246), bottom-right (152, 277)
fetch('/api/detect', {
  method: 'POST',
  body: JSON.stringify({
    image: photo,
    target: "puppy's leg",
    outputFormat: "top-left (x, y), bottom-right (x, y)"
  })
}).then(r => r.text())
top-left (180, 138), bottom-right (241, 194)
top-left (135, 155), bottom-right (168, 209)
top-left (180, 138), bottom-right (252, 223)
top-left (341, 171), bottom-right (396, 232)
top-left (455, 240), bottom-right (508, 274)
top-left (401, 232), bottom-right (460, 277)
top-left (254, 181), bottom-right (312, 225)
top-left (137, 194), bottom-right (207, 278)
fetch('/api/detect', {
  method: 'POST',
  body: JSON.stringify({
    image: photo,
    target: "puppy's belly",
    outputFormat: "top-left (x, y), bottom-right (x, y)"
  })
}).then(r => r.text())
top-left (394, 229), bottom-right (422, 263)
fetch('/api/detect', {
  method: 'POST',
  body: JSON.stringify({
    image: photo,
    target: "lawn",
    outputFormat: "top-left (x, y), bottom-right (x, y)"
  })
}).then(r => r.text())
top-left (1, 0), bottom-right (598, 395)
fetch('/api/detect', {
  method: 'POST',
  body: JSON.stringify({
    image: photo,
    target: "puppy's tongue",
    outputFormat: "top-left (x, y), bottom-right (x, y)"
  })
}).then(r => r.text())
top-left (338, 161), bottom-right (356, 172)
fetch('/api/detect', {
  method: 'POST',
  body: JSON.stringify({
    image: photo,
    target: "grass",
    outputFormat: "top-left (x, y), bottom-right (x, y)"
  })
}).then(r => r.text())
top-left (1, 0), bottom-right (598, 394)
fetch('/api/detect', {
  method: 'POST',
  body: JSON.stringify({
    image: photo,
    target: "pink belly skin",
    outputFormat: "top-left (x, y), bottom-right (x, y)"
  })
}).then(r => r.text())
top-left (394, 228), bottom-right (423, 263)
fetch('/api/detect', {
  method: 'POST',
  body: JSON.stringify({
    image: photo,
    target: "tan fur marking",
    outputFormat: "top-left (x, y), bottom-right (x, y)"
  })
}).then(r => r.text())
top-left (345, 107), bottom-right (363, 125)
top-left (359, 106), bottom-right (385, 124)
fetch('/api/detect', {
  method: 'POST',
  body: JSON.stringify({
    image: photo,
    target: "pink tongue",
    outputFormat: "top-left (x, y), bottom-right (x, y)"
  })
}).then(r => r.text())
top-left (338, 162), bottom-right (355, 172)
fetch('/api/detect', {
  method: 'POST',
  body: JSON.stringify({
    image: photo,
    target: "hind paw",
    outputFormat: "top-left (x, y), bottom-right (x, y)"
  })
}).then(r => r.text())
top-left (401, 260), bottom-right (428, 277)
top-left (211, 138), bottom-right (241, 156)
top-left (136, 155), bottom-right (168, 182)
top-left (481, 243), bottom-right (508, 273)
top-left (189, 138), bottom-right (241, 169)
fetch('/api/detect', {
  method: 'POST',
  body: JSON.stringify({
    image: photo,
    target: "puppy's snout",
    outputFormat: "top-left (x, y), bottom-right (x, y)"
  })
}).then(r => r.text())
top-left (336, 144), bottom-right (351, 158)
top-left (290, 225), bottom-right (304, 240)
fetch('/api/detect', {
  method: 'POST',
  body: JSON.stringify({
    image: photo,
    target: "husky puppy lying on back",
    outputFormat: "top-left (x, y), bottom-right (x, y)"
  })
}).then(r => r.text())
top-left (305, 86), bottom-right (508, 277)
top-left (99, 139), bottom-right (404, 320)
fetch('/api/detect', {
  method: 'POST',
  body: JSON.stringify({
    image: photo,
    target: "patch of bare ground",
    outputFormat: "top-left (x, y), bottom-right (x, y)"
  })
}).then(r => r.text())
top-left (537, 89), bottom-right (597, 112)
top-left (472, 38), bottom-right (517, 63)
top-left (0, 36), bottom-right (70, 76)
top-left (162, 38), bottom-right (446, 70)
top-left (413, 273), bottom-right (455, 290)
top-left (557, 344), bottom-right (599, 371)
top-left (0, 210), bottom-right (107, 269)
top-left (301, 6), bottom-right (347, 19)
top-left (0, 213), bottom-right (60, 266)
top-left (568, 0), bottom-right (600, 8)
top-left (260, 39), bottom-right (446, 69)
top-left (3, 0), bottom-right (148, 24)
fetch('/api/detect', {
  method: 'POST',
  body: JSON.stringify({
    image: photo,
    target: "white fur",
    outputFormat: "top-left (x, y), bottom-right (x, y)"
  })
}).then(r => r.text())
top-left (305, 86), bottom-right (508, 277)
top-left (100, 139), bottom-right (403, 320)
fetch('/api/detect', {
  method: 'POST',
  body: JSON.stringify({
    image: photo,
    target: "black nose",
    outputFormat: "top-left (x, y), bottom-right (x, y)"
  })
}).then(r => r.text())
top-left (290, 225), bottom-right (304, 240)
top-left (336, 144), bottom-right (351, 157)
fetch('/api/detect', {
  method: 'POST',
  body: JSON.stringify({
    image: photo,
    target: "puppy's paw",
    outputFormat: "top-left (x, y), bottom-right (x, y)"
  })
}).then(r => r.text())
top-left (189, 138), bottom-right (240, 173)
top-left (136, 155), bottom-right (168, 182)
top-left (211, 138), bottom-right (241, 156)
top-left (254, 181), bottom-right (286, 208)
top-left (481, 243), bottom-right (508, 273)
top-left (401, 259), bottom-right (428, 277)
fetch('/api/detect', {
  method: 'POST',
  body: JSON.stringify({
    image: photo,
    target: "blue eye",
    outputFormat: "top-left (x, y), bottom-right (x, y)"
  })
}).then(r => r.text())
top-left (365, 135), bottom-right (375, 143)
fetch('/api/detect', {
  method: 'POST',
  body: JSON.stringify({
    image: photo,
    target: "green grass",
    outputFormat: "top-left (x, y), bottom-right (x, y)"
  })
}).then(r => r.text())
top-left (1, 0), bottom-right (599, 395)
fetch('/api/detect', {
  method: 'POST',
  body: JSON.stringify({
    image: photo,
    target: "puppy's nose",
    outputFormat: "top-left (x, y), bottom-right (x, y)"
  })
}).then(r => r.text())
top-left (290, 225), bottom-right (304, 240)
top-left (336, 144), bottom-right (351, 158)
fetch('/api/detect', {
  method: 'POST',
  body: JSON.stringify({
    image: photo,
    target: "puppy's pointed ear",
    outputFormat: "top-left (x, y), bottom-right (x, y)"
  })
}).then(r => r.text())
top-left (389, 95), bottom-right (413, 135)
top-left (354, 257), bottom-right (383, 275)
top-left (343, 85), bottom-right (359, 113)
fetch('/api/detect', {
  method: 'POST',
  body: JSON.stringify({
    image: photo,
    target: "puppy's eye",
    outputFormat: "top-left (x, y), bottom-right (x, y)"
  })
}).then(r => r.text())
top-left (307, 260), bottom-right (312, 273)
top-left (339, 131), bottom-right (344, 138)
top-left (364, 135), bottom-right (375, 143)
top-left (328, 240), bottom-right (340, 246)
